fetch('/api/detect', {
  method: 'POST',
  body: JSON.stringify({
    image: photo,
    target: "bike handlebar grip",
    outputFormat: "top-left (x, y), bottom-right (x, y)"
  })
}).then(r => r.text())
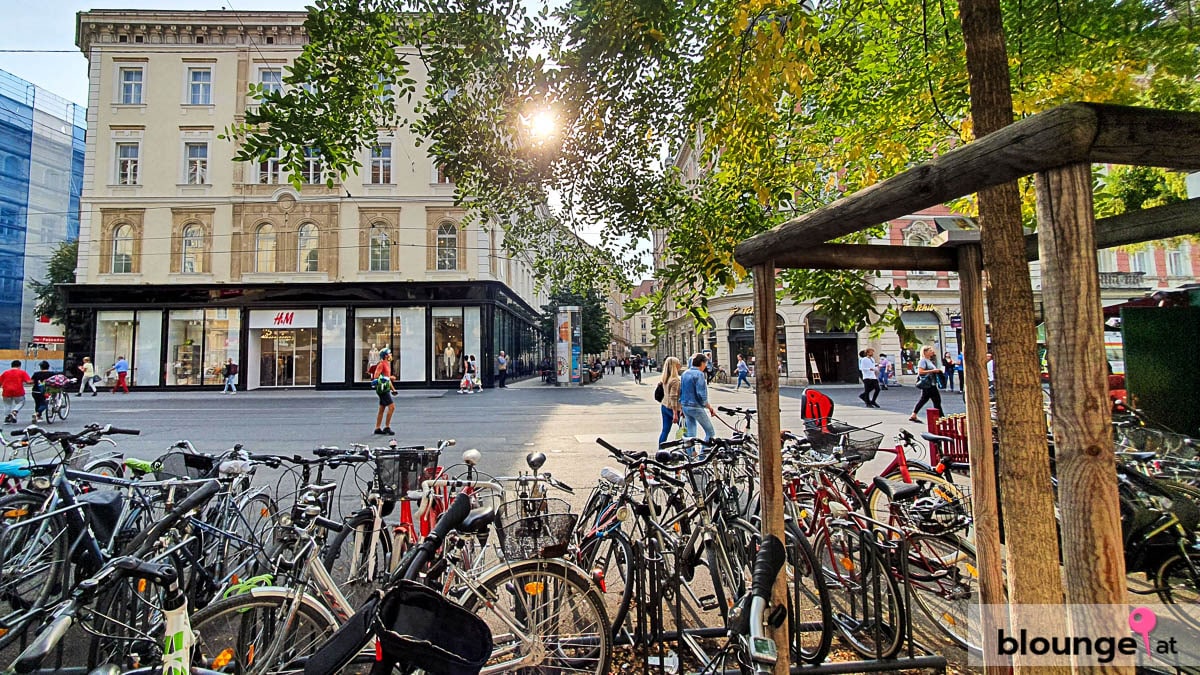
top-left (750, 535), bottom-right (786, 602)
top-left (657, 438), bottom-right (685, 450)
top-left (717, 406), bottom-right (734, 414)
top-left (106, 427), bottom-right (140, 436)
top-left (313, 447), bottom-right (341, 458)
top-left (595, 438), bottom-right (621, 456)
top-left (315, 516), bottom-right (345, 533)
top-left (14, 611), bottom-right (74, 673)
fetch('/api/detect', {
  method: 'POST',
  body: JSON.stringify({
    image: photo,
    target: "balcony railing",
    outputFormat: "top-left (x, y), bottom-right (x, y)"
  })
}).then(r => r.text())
top-left (1098, 271), bottom-right (1148, 289)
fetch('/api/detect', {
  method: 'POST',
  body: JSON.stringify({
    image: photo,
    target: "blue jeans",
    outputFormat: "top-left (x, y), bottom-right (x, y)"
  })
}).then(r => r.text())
top-left (736, 372), bottom-right (750, 390)
top-left (682, 404), bottom-right (715, 442)
top-left (224, 375), bottom-right (236, 393)
top-left (659, 404), bottom-right (676, 445)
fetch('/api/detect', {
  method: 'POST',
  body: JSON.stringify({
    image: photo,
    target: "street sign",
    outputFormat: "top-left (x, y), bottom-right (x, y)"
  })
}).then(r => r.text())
top-left (950, 315), bottom-right (963, 329)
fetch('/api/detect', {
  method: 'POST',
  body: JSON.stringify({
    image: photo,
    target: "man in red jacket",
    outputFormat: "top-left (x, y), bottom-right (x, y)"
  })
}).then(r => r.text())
top-left (1, 360), bottom-right (32, 424)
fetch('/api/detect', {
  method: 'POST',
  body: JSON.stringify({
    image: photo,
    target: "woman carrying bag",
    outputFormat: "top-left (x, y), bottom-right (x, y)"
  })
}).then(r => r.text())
top-left (908, 345), bottom-right (945, 422)
top-left (656, 357), bottom-right (683, 445)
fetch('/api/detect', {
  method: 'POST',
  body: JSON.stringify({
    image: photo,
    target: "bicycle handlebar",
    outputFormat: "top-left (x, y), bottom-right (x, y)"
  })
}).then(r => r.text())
top-left (751, 535), bottom-right (786, 602)
top-left (14, 606), bottom-right (74, 673)
top-left (127, 480), bottom-right (221, 556)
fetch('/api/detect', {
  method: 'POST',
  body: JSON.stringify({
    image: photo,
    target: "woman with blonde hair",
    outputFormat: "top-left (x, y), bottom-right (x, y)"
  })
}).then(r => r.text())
top-left (657, 357), bottom-right (684, 444)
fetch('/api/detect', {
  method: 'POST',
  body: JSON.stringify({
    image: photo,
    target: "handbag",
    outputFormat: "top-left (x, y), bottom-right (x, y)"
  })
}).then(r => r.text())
top-left (915, 374), bottom-right (935, 390)
top-left (654, 381), bottom-right (665, 403)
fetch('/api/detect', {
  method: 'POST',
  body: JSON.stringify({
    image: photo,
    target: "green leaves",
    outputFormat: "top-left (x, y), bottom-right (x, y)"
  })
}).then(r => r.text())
top-left (30, 240), bottom-right (77, 326)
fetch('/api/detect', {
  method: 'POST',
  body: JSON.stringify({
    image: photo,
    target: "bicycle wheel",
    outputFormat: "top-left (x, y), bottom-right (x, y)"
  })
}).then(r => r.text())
top-left (867, 470), bottom-right (967, 534)
top-left (784, 520), bottom-right (833, 665)
top-left (1155, 550), bottom-right (1200, 630)
top-left (321, 509), bottom-right (391, 610)
top-left (88, 573), bottom-right (166, 668)
top-left (816, 521), bottom-right (905, 659)
top-left (576, 530), bottom-right (635, 642)
top-left (0, 494), bottom-right (67, 650)
top-left (905, 533), bottom-right (979, 652)
top-left (56, 392), bottom-right (69, 421)
top-left (190, 591), bottom-right (338, 674)
top-left (461, 558), bottom-right (612, 674)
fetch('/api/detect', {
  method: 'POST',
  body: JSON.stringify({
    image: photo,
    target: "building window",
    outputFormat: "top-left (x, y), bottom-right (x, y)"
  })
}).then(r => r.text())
top-left (370, 145), bottom-right (391, 184)
top-left (436, 164), bottom-right (453, 184)
top-left (187, 68), bottom-right (212, 105)
top-left (1129, 249), bottom-right (1153, 275)
top-left (297, 222), bottom-right (319, 272)
top-left (436, 222), bottom-right (458, 270)
top-left (259, 68), bottom-right (282, 95)
top-left (369, 227), bottom-right (390, 271)
top-left (112, 224), bottom-right (134, 274)
top-left (258, 149), bottom-right (284, 184)
top-left (185, 142), bottom-right (208, 184)
top-left (1167, 246), bottom-right (1192, 277)
top-left (301, 147), bottom-right (322, 184)
top-left (119, 67), bottom-right (143, 104)
top-left (181, 224), bottom-right (203, 273)
top-left (116, 143), bottom-right (139, 185)
top-left (254, 223), bottom-right (276, 272)
top-left (1097, 249), bottom-right (1117, 273)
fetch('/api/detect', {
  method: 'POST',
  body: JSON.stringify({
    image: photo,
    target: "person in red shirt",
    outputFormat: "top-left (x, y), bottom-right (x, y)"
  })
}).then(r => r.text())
top-left (1, 360), bottom-right (32, 424)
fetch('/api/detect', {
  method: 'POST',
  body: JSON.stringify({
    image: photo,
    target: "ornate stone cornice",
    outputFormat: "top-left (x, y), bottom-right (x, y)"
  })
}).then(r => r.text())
top-left (76, 10), bottom-right (309, 55)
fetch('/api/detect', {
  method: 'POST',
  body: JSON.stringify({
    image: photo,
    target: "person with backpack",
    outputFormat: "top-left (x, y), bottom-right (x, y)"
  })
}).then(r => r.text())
top-left (656, 357), bottom-right (683, 445)
top-left (222, 358), bottom-right (239, 394)
top-left (631, 355), bottom-right (643, 384)
top-left (370, 347), bottom-right (396, 435)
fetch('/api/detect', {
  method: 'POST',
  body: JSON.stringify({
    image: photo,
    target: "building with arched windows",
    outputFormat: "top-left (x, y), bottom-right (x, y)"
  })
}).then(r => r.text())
top-left (65, 10), bottom-right (547, 389)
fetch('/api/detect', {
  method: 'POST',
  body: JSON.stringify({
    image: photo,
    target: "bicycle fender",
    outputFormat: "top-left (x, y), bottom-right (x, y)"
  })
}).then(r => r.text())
top-left (241, 586), bottom-right (340, 628)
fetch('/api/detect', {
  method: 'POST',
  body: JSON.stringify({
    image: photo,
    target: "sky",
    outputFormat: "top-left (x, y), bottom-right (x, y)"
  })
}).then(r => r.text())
top-left (0, 0), bottom-right (305, 105)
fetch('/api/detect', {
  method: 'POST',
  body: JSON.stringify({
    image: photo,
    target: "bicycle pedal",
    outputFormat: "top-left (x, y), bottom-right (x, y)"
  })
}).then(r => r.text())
top-left (698, 594), bottom-right (719, 611)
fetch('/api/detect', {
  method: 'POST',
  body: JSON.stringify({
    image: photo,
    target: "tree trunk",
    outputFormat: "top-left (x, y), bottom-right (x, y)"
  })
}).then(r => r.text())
top-left (957, 0), bottom-right (1067, 671)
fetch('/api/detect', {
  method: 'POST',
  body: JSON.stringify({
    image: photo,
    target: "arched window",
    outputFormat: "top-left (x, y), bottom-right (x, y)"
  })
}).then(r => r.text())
top-left (369, 226), bottom-right (390, 271)
top-left (111, 224), bottom-right (134, 273)
top-left (254, 223), bottom-right (276, 272)
top-left (436, 222), bottom-right (457, 270)
top-left (297, 222), bottom-right (319, 272)
top-left (181, 224), bottom-right (203, 273)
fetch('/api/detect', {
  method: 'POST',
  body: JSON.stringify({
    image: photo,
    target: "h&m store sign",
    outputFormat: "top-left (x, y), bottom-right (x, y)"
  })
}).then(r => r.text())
top-left (248, 309), bottom-right (319, 330)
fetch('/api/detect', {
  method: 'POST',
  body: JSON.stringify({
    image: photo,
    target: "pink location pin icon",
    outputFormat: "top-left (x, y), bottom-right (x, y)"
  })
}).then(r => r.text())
top-left (1129, 607), bottom-right (1157, 655)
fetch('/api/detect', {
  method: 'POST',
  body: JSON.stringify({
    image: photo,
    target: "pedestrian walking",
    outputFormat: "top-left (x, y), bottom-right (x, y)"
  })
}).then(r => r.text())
top-left (986, 351), bottom-right (996, 398)
top-left (77, 356), bottom-right (99, 396)
top-left (108, 356), bottom-right (130, 393)
top-left (370, 347), bottom-right (396, 434)
top-left (30, 361), bottom-right (55, 423)
top-left (735, 354), bottom-right (751, 391)
top-left (909, 345), bottom-right (945, 422)
top-left (680, 353), bottom-right (717, 443)
top-left (1, 360), bottom-right (31, 424)
top-left (222, 358), bottom-right (239, 394)
top-left (953, 354), bottom-right (964, 392)
top-left (858, 349), bottom-right (881, 408)
top-left (941, 351), bottom-right (954, 390)
top-left (469, 355), bottom-right (482, 392)
top-left (878, 353), bottom-right (892, 390)
top-left (632, 355), bottom-right (643, 384)
top-left (496, 351), bottom-right (508, 388)
top-left (657, 356), bottom-right (683, 445)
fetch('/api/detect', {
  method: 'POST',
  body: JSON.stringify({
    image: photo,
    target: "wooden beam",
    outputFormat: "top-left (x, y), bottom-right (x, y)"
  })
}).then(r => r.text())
top-left (956, 244), bottom-right (1007, 667)
top-left (774, 243), bottom-right (958, 271)
top-left (1037, 163), bottom-right (1130, 673)
top-left (734, 104), bottom-right (1200, 268)
top-left (1025, 198), bottom-right (1200, 260)
top-left (751, 263), bottom-right (790, 675)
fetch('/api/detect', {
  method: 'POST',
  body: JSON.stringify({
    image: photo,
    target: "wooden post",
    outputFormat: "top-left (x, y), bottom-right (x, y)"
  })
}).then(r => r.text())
top-left (751, 263), bottom-right (789, 675)
top-left (957, 243), bottom-right (1008, 671)
top-left (1036, 163), bottom-right (1129, 673)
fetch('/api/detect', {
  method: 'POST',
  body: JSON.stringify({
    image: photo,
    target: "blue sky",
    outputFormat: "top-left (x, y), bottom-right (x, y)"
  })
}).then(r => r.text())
top-left (0, 0), bottom-right (304, 104)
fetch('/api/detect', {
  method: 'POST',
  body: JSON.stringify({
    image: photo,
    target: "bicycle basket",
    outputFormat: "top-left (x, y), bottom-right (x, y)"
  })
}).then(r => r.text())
top-left (898, 486), bottom-right (973, 535)
top-left (804, 418), bottom-right (883, 460)
top-left (495, 497), bottom-right (578, 560)
top-left (153, 450), bottom-right (217, 481)
top-left (375, 448), bottom-right (441, 501)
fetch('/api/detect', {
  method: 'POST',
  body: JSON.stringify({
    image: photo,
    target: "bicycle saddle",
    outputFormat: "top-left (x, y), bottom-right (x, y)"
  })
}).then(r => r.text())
top-left (0, 459), bottom-right (31, 478)
top-left (655, 449), bottom-right (688, 464)
top-left (872, 476), bottom-right (923, 502)
top-left (920, 432), bottom-right (956, 444)
top-left (461, 505), bottom-right (495, 534)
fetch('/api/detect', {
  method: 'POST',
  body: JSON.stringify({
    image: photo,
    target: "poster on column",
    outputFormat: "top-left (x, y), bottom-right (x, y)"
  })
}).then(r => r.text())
top-left (570, 307), bottom-right (583, 384)
top-left (556, 307), bottom-right (573, 385)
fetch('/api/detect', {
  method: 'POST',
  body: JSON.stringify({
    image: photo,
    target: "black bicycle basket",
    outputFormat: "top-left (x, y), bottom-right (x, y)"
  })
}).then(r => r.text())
top-left (303, 580), bottom-right (492, 675)
top-left (154, 450), bottom-right (217, 480)
top-left (375, 448), bottom-right (441, 501)
top-left (495, 497), bottom-right (578, 560)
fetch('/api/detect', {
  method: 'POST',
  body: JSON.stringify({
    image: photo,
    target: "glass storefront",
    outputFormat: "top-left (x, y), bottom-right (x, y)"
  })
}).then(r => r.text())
top-left (96, 309), bottom-right (161, 386)
top-left (433, 308), bottom-right (464, 380)
top-left (259, 328), bottom-right (316, 387)
top-left (322, 308), bottom-right (347, 383)
top-left (396, 307), bottom-right (426, 382)
top-left (166, 309), bottom-right (240, 385)
top-left (356, 308), bottom-right (392, 381)
top-left (354, 307), bottom-right (427, 382)
top-left (134, 310), bottom-right (161, 386)
top-left (203, 309), bottom-right (240, 385)
top-left (899, 311), bottom-right (941, 374)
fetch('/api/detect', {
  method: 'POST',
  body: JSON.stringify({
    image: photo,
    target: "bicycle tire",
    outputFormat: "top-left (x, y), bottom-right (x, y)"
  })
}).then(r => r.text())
top-left (783, 519), bottom-right (833, 665)
top-left (57, 392), bottom-right (69, 421)
top-left (459, 558), bottom-right (612, 674)
top-left (1155, 550), bottom-right (1200, 630)
top-left (190, 590), bottom-right (338, 674)
top-left (815, 521), bottom-right (905, 659)
top-left (905, 533), bottom-right (979, 652)
top-left (0, 494), bottom-right (68, 652)
top-left (320, 509), bottom-right (391, 611)
top-left (867, 470), bottom-right (967, 535)
top-left (576, 529), bottom-right (636, 642)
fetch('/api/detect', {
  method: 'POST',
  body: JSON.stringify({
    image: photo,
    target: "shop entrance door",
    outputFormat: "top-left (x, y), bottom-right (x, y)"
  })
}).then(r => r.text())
top-left (258, 328), bottom-right (316, 387)
top-left (805, 336), bottom-right (859, 383)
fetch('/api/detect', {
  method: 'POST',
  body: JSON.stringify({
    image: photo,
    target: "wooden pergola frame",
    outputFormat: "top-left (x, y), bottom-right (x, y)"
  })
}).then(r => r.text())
top-left (732, 103), bottom-right (1200, 673)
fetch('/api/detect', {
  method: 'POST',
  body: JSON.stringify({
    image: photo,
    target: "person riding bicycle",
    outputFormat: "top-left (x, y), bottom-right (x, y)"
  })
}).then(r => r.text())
top-left (30, 360), bottom-right (57, 424)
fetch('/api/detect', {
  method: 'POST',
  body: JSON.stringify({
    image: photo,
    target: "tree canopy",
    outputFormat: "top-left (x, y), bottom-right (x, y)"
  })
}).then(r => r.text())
top-left (538, 289), bottom-right (614, 356)
top-left (225, 0), bottom-right (1198, 333)
top-left (29, 240), bottom-right (77, 326)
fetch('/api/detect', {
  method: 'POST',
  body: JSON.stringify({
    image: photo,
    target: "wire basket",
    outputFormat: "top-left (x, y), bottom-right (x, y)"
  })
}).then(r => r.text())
top-left (495, 498), bottom-right (578, 560)
top-left (154, 450), bottom-right (217, 480)
top-left (375, 448), bottom-right (441, 501)
top-left (803, 418), bottom-right (884, 461)
top-left (897, 485), bottom-right (973, 535)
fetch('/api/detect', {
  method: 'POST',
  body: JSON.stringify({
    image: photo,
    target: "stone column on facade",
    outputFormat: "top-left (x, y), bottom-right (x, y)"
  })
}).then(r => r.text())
top-left (784, 324), bottom-right (806, 386)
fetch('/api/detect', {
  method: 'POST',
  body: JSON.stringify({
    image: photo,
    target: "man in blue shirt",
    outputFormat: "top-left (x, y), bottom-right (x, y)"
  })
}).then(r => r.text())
top-left (679, 353), bottom-right (717, 442)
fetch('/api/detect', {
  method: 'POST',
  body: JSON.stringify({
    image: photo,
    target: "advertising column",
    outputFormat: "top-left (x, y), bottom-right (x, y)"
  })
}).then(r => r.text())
top-left (570, 306), bottom-right (583, 384)
top-left (555, 307), bottom-right (571, 386)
